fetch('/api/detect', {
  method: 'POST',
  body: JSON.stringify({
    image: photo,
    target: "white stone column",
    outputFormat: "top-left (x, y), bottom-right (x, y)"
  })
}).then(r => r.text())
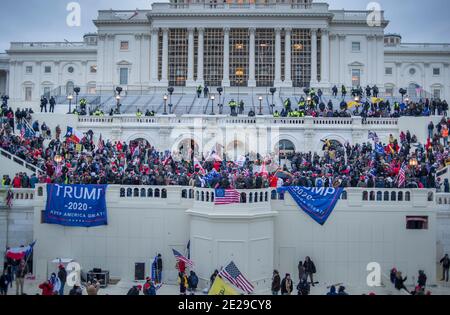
top-left (9, 61), bottom-right (15, 101)
top-left (329, 33), bottom-right (338, 86)
top-left (283, 27), bottom-right (292, 87)
top-left (141, 34), bottom-right (151, 85)
top-left (161, 28), bottom-right (169, 85)
top-left (197, 27), bottom-right (204, 85)
top-left (248, 27), bottom-right (256, 87)
top-left (310, 28), bottom-right (318, 86)
top-left (320, 29), bottom-right (330, 86)
top-left (338, 34), bottom-right (346, 87)
top-left (106, 34), bottom-right (115, 86)
top-left (5, 70), bottom-right (9, 96)
top-left (150, 28), bottom-right (159, 85)
top-left (133, 34), bottom-right (143, 86)
top-left (274, 27), bottom-right (282, 87)
top-left (186, 28), bottom-right (196, 87)
top-left (96, 34), bottom-right (106, 90)
top-left (367, 35), bottom-right (373, 85)
top-left (376, 34), bottom-right (384, 88)
top-left (222, 27), bottom-right (230, 87)
top-left (36, 61), bottom-right (42, 97)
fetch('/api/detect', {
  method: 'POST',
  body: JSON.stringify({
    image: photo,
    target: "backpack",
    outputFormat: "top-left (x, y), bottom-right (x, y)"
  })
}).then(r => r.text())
top-left (190, 275), bottom-right (199, 287)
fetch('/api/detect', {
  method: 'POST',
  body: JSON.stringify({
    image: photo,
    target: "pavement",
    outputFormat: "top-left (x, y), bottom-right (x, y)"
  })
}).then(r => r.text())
top-left (5, 277), bottom-right (450, 295)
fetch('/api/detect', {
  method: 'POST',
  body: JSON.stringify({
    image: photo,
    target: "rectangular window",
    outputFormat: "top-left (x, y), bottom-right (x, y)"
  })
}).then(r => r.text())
top-left (168, 28), bottom-right (188, 87)
top-left (406, 216), bottom-right (428, 230)
top-left (352, 41), bottom-right (361, 52)
top-left (385, 67), bottom-right (393, 75)
top-left (26, 66), bottom-right (33, 74)
top-left (351, 69), bottom-right (361, 87)
top-left (433, 68), bottom-right (440, 76)
top-left (44, 66), bottom-right (52, 73)
top-left (90, 65), bottom-right (97, 73)
top-left (120, 41), bottom-right (129, 50)
top-left (25, 87), bottom-right (32, 101)
top-left (119, 68), bottom-right (128, 85)
top-left (433, 89), bottom-right (441, 99)
top-left (43, 87), bottom-right (51, 97)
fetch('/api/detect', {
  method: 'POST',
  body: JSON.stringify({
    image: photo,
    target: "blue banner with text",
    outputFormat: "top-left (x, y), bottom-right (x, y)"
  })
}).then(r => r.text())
top-left (277, 186), bottom-right (343, 225)
top-left (45, 184), bottom-right (108, 227)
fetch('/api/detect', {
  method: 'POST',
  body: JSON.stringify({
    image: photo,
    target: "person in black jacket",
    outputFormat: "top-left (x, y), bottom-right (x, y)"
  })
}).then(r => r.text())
top-left (440, 254), bottom-right (450, 282)
top-left (69, 284), bottom-right (82, 295)
top-left (303, 256), bottom-right (316, 286)
top-left (297, 277), bottom-right (310, 295)
top-left (394, 271), bottom-right (409, 293)
top-left (156, 254), bottom-right (163, 284)
top-left (57, 265), bottom-right (67, 295)
top-left (280, 273), bottom-right (293, 295)
top-left (0, 269), bottom-right (9, 295)
top-left (49, 97), bottom-right (56, 113)
top-left (417, 270), bottom-right (427, 288)
top-left (127, 285), bottom-right (141, 295)
top-left (271, 270), bottom-right (281, 295)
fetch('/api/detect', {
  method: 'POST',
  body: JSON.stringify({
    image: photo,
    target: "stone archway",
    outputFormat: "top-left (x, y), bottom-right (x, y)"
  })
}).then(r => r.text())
top-left (226, 140), bottom-right (245, 161)
top-left (276, 139), bottom-right (296, 160)
top-left (177, 138), bottom-right (199, 161)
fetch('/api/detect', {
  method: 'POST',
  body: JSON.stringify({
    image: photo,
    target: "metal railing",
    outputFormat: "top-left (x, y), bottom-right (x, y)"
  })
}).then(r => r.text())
top-left (0, 147), bottom-right (44, 175)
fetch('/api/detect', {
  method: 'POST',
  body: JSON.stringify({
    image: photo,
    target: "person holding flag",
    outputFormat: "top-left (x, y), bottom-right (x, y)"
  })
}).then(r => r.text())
top-left (218, 261), bottom-right (254, 294)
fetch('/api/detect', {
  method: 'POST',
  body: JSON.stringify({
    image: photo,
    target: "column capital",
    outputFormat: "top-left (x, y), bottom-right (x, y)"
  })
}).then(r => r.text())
top-left (310, 28), bottom-right (318, 34)
top-left (321, 29), bottom-right (329, 36)
top-left (150, 27), bottom-right (159, 35)
top-left (135, 33), bottom-right (143, 40)
top-left (142, 33), bottom-right (151, 40)
top-left (248, 27), bottom-right (256, 34)
top-left (161, 28), bottom-right (169, 34)
top-left (329, 33), bottom-right (337, 40)
top-left (374, 34), bottom-right (384, 40)
top-left (98, 34), bottom-right (107, 40)
top-left (395, 62), bottom-right (402, 67)
top-left (106, 34), bottom-right (115, 39)
top-left (223, 27), bottom-right (230, 34)
top-left (284, 27), bottom-right (292, 33)
top-left (367, 34), bottom-right (375, 40)
top-left (186, 27), bottom-right (195, 33)
top-left (81, 61), bottom-right (88, 66)
top-left (274, 27), bottom-right (282, 33)
top-left (35, 61), bottom-right (41, 66)
top-left (197, 27), bottom-right (205, 33)
top-left (338, 34), bottom-right (346, 40)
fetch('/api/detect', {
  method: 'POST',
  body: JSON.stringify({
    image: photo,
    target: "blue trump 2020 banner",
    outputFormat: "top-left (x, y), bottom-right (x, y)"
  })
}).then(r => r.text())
top-left (277, 186), bottom-right (343, 225)
top-left (45, 184), bottom-right (108, 227)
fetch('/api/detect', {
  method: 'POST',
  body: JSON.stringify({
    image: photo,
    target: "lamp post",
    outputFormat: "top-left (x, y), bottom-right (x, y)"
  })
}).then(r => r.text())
top-left (269, 87), bottom-right (276, 114)
top-left (210, 95), bottom-right (215, 115)
top-left (73, 87), bottom-right (81, 111)
top-left (115, 95), bottom-right (121, 114)
top-left (404, 96), bottom-right (410, 104)
top-left (67, 94), bottom-right (73, 114)
top-left (163, 94), bottom-right (168, 115)
top-left (258, 96), bottom-right (263, 115)
top-left (409, 157), bottom-right (418, 168)
top-left (167, 87), bottom-right (174, 114)
top-left (54, 154), bottom-right (63, 164)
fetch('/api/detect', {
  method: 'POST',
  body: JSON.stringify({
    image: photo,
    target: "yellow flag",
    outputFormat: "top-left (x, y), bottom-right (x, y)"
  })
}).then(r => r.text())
top-left (208, 277), bottom-right (238, 295)
top-left (76, 144), bottom-right (83, 152)
top-left (347, 101), bottom-right (359, 108)
top-left (371, 97), bottom-right (384, 103)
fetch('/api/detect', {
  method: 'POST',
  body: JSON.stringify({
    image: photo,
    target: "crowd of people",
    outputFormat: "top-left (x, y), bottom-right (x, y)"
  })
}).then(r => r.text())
top-left (0, 112), bottom-right (449, 191)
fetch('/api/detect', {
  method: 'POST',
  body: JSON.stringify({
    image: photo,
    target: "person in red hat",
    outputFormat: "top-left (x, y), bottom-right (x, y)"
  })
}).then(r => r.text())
top-left (38, 280), bottom-right (54, 296)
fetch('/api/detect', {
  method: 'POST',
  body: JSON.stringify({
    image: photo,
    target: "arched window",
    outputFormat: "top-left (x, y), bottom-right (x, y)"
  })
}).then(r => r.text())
top-left (155, 189), bottom-right (160, 198)
top-left (189, 189), bottom-right (194, 199)
top-left (260, 192), bottom-right (264, 202)
top-left (38, 186), bottom-right (44, 196)
top-left (384, 191), bottom-right (389, 201)
top-left (249, 193), bottom-right (253, 203)
top-left (134, 188), bottom-right (139, 197)
top-left (254, 193), bottom-right (258, 203)
top-left (140, 188), bottom-right (146, 197)
top-left (211, 192), bottom-right (214, 202)
top-left (391, 191), bottom-right (396, 201)
top-left (341, 191), bottom-right (347, 200)
top-left (369, 191), bottom-right (375, 201)
top-left (278, 139), bottom-right (296, 160)
top-left (161, 189), bottom-right (167, 199)
top-left (265, 192), bottom-right (268, 202)
top-left (278, 192), bottom-right (285, 200)
top-left (182, 189), bottom-right (187, 199)
top-left (196, 191), bottom-right (200, 201)
top-left (66, 81), bottom-right (75, 95)
top-left (398, 191), bottom-right (403, 201)
top-left (127, 188), bottom-right (132, 197)
top-left (120, 188), bottom-right (125, 197)
top-left (148, 188), bottom-right (153, 198)
top-left (206, 192), bottom-right (210, 202)
top-left (201, 191), bottom-right (205, 201)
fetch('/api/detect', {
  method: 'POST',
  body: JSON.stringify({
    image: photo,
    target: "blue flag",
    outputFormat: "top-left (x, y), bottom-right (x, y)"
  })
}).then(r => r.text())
top-left (44, 184), bottom-right (108, 227)
top-left (277, 186), bottom-right (344, 225)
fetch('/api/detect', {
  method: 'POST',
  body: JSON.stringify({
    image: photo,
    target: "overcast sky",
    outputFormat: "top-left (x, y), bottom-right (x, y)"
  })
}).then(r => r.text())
top-left (0, 0), bottom-right (449, 52)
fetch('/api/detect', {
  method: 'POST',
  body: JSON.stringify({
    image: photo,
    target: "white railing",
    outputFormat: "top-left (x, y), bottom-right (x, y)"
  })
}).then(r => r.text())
top-left (0, 188), bottom-right (35, 207)
top-left (10, 42), bottom-right (89, 49)
top-left (0, 147), bottom-right (45, 175)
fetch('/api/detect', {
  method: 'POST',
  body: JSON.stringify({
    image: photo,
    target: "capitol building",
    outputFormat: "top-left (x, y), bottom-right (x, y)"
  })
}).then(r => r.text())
top-left (0, 0), bottom-right (449, 106)
top-left (0, 0), bottom-right (449, 295)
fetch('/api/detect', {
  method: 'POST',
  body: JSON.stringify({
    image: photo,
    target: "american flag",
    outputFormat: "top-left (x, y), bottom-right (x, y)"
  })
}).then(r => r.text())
top-left (397, 163), bottom-right (406, 188)
top-left (368, 131), bottom-right (379, 142)
top-left (98, 134), bottom-right (104, 152)
top-left (219, 261), bottom-right (254, 294)
top-left (215, 188), bottom-right (240, 205)
top-left (172, 249), bottom-right (194, 268)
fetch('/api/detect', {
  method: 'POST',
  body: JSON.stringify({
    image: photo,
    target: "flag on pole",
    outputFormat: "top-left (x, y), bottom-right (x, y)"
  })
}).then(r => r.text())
top-left (208, 276), bottom-right (238, 295)
top-left (128, 9), bottom-right (139, 20)
top-left (172, 249), bottom-right (194, 268)
top-left (6, 241), bottom-right (36, 260)
top-left (98, 134), bottom-right (104, 152)
top-left (260, 162), bottom-right (268, 176)
top-left (368, 131), bottom-right (379, 142)
top-left (65, 127), bottom-right (84, 144)
top-left (194, 157), bottom-right (206, 175)
top-left (397, 163), bottom-right (407, 188)
top-left (214, 188), bottom-right (241, 205)
top-left (219, 261), bottom-right (254, 294)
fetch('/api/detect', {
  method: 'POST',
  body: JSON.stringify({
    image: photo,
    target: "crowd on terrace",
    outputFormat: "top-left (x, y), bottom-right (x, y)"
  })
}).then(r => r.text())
top-left (0, 108), bottom-right (449, 191)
